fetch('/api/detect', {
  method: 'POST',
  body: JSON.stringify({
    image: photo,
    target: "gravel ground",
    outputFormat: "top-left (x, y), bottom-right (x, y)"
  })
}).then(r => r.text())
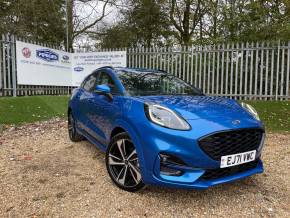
top-left (0, 119), bottom-right (289, 218)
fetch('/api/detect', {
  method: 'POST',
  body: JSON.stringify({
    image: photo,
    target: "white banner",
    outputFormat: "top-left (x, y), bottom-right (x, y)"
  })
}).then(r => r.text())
top-left (72, 51), bottom-right (127, 86)
top-left (16, 41), bottom-right (72, 86)
top-left (16, 41), bottom-right (127, 86)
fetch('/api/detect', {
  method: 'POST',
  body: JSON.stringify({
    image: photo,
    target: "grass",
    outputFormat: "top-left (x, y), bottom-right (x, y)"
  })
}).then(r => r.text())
top-left (0, 96), bottom-right (69, 125)
top-left (0, 96), bottom-right (289, 133)
top-left (244, 100), bottom-right (290, 133)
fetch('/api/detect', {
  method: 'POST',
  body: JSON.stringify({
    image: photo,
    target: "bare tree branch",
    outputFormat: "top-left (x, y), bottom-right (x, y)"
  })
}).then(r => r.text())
top-left (73, 0), bottom-right (110, 38)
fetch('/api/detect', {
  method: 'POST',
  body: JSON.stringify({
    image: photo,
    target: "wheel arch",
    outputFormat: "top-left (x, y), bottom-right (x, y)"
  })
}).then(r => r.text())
top-left (110, 120), bottom-right (147, 179)
top-left (110, 126), bottom-right (127, 139)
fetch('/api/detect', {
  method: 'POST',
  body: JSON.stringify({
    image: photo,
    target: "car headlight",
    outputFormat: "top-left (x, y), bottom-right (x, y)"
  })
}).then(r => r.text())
top-left (144, 104), bottom-right (191, 130)
top-left (241, 102), bottom-right (260, 121)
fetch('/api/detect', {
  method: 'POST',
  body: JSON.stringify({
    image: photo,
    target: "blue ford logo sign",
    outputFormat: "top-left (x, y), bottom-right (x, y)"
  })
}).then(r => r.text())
top-left (36, 49), bottom-right (59, 62)
top-left (74, 67), bottom-right (84, 72)
top-left (63, 55), bottom-right (69, 60)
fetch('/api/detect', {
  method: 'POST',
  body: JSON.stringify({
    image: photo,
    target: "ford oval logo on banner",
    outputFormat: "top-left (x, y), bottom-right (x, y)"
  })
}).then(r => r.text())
top-left (74, 67), bottom-right (84, 72)
top-left (36, 49), bottom-right (59, 62)
top-left (63, 55), bottom-right (69, 60)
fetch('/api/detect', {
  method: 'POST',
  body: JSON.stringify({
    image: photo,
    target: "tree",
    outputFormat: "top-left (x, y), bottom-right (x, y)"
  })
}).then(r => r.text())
top-left (219, 0), bottom-right (290, 42)
top-left (68, 0), bottom-right (114, 50)
top-left (2, 0), bottom-right (289, 48)
top-left (97, 24), bottom-right (136, 48)
top-left (125, 0), bottom-right (171, 47)
top-left (0, 0), bottom-right (66, 45)
top-left (0, 1), bottom-right (9, 35)
top-left (96, 0), bottom-right (172, 48)
top-left (167, 0), bottom-right (204, 45)
top-left (66, 0), bottom-right (74, 51)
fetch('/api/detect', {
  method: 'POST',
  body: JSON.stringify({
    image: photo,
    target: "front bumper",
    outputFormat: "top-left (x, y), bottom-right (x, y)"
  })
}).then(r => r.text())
top-left (132, 118), bottom-right (265, 189)
top-left (151, 158), bottom-right (263, 189)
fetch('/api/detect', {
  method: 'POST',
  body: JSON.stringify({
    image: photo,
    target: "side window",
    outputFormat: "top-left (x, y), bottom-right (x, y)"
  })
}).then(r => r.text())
top-left (82, 74), bottom-right (97, 92)
top-left (96, 72), bottom-right (119, 94)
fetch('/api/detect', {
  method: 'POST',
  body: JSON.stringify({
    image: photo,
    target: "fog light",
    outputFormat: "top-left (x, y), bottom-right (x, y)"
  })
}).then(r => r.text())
top-left (159, 153), bottom-right (185, 166)
top-left (160, 165), bottom-right (183, 176)
top-left (159, 153), bottom-right (186, 176)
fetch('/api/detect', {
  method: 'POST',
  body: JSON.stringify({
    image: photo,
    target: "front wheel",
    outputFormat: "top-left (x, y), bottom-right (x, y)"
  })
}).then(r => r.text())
top-left (106, 132), bottom-right (145, 192)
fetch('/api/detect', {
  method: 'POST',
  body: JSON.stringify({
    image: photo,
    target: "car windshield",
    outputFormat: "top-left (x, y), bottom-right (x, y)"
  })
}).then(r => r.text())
top-left (116, 70), bottom-right (203, 96)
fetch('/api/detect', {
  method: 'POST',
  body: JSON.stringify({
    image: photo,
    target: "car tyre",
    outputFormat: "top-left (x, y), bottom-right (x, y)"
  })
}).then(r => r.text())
top-left (68, 112), bottom-right (84, 142)
top-left (106, 132), bottom-right (145, 192)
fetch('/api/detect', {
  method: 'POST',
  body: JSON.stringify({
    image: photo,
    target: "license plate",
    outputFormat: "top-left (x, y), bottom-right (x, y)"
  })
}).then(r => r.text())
top-left (220, 150), bottom-right (256, 168)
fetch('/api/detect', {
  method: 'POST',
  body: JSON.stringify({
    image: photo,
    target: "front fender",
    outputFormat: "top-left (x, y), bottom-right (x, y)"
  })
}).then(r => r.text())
top-left (112, 119), bottom-right (149, 181)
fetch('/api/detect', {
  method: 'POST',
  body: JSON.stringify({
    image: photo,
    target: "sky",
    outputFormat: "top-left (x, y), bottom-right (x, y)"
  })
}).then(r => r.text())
top-left (74, 0), bottom-right (120, 48)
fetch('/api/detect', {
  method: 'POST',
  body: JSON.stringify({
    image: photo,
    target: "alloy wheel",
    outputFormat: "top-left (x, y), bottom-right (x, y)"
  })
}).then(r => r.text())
top-left (107, 136), bottom-right (143, 190)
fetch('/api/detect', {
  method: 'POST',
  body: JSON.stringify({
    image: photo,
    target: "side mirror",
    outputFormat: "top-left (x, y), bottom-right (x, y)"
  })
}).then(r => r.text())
top-left (95, 84), bottom-right (113, 100)
top-left (95, 84), bottom-right (111, 93)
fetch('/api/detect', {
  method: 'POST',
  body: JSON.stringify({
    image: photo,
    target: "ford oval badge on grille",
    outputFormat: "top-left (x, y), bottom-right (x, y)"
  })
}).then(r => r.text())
top-left (232, 120), bottom-right (241, 125)
top-left (36, 49), bottom-right (59, 62)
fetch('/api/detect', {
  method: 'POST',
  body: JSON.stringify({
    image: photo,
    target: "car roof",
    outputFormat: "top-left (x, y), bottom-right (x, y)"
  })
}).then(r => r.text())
top-left (108, 67), bottom-right (167, 74)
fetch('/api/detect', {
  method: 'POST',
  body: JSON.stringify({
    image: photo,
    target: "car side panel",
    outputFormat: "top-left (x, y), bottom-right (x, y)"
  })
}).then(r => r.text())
top-left (86, 94), bottom-right (123, 146)
top-left (69, 88), bottom-right (88, 131)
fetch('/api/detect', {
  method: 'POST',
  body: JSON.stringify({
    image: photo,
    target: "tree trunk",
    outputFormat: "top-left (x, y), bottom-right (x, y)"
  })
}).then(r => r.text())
top-left (66, 0), bottom-right (74, 52)
top-left (199, 14), bottom-right (203, 42)
top-left (213, 0), bottom-right (218, 39)
top-left (181, 33), bottom-right (191, 46)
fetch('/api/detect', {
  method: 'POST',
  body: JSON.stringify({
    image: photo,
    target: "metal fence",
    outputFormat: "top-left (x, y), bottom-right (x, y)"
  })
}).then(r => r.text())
top-left (127, 43), bottom-right (290, 101)
top-left (1, 34), bottom-right (290, 100)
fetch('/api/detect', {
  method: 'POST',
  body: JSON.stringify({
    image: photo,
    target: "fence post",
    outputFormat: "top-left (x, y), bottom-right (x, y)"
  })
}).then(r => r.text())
top-left (211, 45), bottom-right (215, 95)
top-left (11, 35), bottom-right (17, 97)
top-left (194, 46), bottom-right (198, 87)
top-left (0, 35), bottom-right (2, 96)
top-left (280, 41), bottom-right (285, 100)
top-left (220, 43), bottom-right (225, 96)
top-left (203, 45), bottom-right (207, 92)
top-left (239, 42), bottom-right (244, 100)
top-left (286, 41), bottom-right (290, 100)
top-left (190, 45), bottom-right (194, 85)
top-left (275, 40), bottom-right (280, 100)
top-left (2, 34), bottom-right (7, 96)
top-left (207, 45), bottom-right (211, 94)
top-left (230, 43), bottom-right (234, 99)
top-left (259, 42), bottom-right (264, 100)
top-left (265, 42), bottom-right (269, 100)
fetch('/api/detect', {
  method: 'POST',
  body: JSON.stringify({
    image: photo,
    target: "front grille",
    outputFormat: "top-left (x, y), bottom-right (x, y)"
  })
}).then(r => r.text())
top-left (198, 128), bottom-right (264, 161)
top-left (201, 160), bottom-right (259, 180)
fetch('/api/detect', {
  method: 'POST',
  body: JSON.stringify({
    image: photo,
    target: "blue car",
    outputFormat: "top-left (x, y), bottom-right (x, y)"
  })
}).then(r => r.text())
top-left (68, 67), bottom-right (265, 192)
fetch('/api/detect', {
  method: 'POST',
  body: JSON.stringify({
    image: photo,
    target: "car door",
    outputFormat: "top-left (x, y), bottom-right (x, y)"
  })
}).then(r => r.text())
top-left (77, 73), bottom-right (98, 134)
top-left (86, 71), bottom-right (122, 146)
